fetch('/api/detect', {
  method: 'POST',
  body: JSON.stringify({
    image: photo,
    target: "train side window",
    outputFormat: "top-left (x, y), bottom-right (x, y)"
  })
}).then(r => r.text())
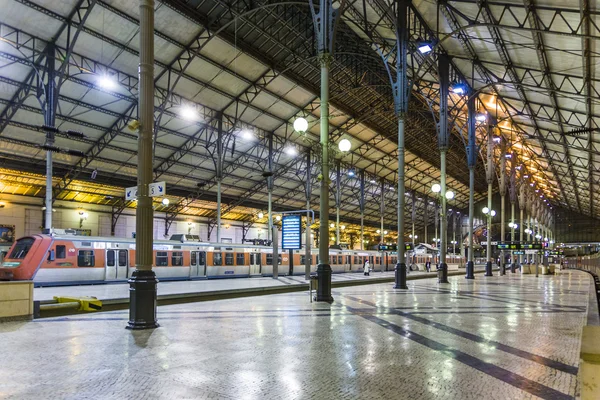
top-left (236, 253), bottom-right (245, 265)
top-left (56, 245), bottom-right (66, 259)
top-left (118, 250), bottom-right (128, 266)
top-left (338, 256), bottom-right (343, 264)
top-left (172, 251), bottom-right (183, 267)
top-left (225, 253), bottom-right (234, 266)
top-left (156, 251), bottom-right (168, 267)
top-left (199, 251), bottom-right (206, 265)
top-left (191, 251), bottom-right (197, 266)
top-left (300, 255), bottom-right (305, 265)
top-left (107, 250), bottom-right (115, 267)
top-left (213, 252), bottom-right (222, 266)
top-left (266, 254), bottom-right (273, 265)
top-left (77, 250), bottom-right (95, 267)
top-left (236, 253), bottom-right (245, 266)
top-left (354, 256), bottom-right (358, 264)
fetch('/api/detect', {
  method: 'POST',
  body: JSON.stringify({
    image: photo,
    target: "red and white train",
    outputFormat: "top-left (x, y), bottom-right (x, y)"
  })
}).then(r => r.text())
top-left (0, 232), bottom-right (464, 286)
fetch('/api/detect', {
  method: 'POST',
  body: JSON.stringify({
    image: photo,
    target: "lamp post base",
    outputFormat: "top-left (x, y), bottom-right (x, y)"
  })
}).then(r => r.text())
top-left (127, 269), bottom-right (159, 330)
top-left (466, 261), bottom-right (475, 279)
top-left (316, 263), bottom-right (333, 303)
top-left (438, 262), bottom-right (449, 283)
top-left (393, 262), bottom-right (408, 289)
top-left (485, 261), bottom-right (493, 276)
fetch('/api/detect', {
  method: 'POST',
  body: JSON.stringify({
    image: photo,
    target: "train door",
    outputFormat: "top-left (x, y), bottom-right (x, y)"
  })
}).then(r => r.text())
top-left (106, 249), bottom-right (128, 280)
top-left (249, 252), bottom-right (261, 275)
top-left (190, 251), bottom-right (207, 277)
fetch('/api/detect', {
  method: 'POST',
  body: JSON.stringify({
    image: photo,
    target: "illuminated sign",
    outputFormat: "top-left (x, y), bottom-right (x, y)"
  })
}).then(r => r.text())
top-left (281, 215), bottom-right (302, 250)
top-left (521, 243), bottom-right (542, 250)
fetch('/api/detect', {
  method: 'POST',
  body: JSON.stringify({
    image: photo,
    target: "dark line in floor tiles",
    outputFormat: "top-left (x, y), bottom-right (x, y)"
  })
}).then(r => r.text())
top-left (346, 306), bottom-right (573, 400)
top-left (341, 294), bottom-right (579, 376)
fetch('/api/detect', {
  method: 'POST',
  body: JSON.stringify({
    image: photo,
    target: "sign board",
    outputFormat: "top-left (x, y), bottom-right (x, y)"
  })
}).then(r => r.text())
top-left (497, 242), bottom-right (523, 250)
top-left (525, 250), bottom-right (538, 254)
top-left (522, 243), bottom-right (542, 250)
top-left (149, 181), bottom-right (166, 197)
top-left (513, 251), bottom-right (525, 255)
top-left (125, 181), bottom-right (167, 200)
top-left (125, 186), bottom-right (138, 200)
top-left (281, 215), bottom-right (301, 250)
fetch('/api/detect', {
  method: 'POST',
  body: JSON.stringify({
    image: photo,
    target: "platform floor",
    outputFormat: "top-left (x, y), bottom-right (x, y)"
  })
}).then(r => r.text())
top-left (1, 270), bottom-right (593, 400)
top-left (34, 268), bottom-right (435, 302)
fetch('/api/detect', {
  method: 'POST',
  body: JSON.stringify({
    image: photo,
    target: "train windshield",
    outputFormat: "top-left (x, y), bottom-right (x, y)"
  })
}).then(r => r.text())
top-left (8, 238), bottom-right (35, 259)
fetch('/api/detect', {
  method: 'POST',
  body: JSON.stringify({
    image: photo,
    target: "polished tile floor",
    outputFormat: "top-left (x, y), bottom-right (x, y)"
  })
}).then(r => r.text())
top-left (34, 268), bottom-right (438, 301)
top-left (0, 271), bottom-right (592, 400)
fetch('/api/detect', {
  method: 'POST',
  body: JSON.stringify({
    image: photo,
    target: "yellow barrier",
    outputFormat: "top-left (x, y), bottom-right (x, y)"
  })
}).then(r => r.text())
top-left (52, 296), bottom-right (102, 311)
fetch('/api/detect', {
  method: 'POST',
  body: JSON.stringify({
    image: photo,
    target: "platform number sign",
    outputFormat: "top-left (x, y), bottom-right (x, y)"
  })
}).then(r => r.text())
top-left (281, 215), bottom-right (302, 250)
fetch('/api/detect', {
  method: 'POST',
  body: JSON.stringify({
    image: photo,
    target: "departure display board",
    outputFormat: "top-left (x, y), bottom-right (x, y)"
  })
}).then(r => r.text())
top-left (521, 243), bottom-right (542, 250)
top-left (281, 215), bottom-right (301, 249)
top-left (497, 242), bottom-right (520, 250)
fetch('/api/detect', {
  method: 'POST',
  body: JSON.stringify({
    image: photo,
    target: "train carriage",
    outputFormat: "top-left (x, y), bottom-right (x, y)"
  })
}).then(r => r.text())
top-left (0, 232), bottom-right (464, 286)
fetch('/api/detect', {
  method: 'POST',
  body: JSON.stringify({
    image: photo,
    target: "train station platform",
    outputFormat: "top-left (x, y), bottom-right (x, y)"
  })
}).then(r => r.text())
top-left (1, 270), bottom-right (595, 399)
top-left (34, 267), bottom-right (483, 308)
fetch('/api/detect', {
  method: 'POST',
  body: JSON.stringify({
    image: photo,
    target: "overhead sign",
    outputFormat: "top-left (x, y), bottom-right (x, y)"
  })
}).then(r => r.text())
top-left (125, 182), bottom-right (166, 200)
top-left (281, 215), bottom-right (301, 250)
top-left (126, 186), bottom-right (138, 200)
top-left (149, 181), bottom-right (166, 197)
top-left (497, 242), bottom-right (522, 250)
top-left (522, 243), bottom-right (542, 250)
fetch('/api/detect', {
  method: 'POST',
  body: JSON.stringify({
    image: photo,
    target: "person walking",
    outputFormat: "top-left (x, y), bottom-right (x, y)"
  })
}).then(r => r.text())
top-left (363, 260), bottom-right (370, 276)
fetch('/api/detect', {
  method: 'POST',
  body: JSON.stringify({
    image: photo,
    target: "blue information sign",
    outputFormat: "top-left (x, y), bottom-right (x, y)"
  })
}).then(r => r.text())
top-left (281, 215), bottom-right (302, 249)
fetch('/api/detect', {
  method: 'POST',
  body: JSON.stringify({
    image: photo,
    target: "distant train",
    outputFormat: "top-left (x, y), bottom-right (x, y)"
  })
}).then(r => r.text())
top-left (0, 233), bottom-right (464, 286)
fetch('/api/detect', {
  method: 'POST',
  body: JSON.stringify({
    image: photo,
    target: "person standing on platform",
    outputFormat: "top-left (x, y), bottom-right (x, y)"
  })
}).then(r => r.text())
top-left (363, 260), bottom-right (370, 276)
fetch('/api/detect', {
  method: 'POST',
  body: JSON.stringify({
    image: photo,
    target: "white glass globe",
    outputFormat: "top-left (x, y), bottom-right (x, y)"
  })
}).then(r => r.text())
top-left (490, 210), bottom-right (496, 217)
top-left (445, 190), bottom-right (455, 200)
top-left (258, 212), bottom-right (264, 219)
top-left (338, 139), bottom-right (351, 152)
top-left (330, 223), bottom-right (335, 228)
top-left (293, 117), bottom-right (308, 133)
top-left (431, 183), bottom-right (441, 193)
top-left (161, 198), bottom-right (170, 206)
top-left (482, 207), bottom-right (489, 214)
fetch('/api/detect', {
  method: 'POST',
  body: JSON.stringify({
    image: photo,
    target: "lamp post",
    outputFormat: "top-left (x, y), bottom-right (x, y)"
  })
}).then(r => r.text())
top-left (431, 183), bottom-right (454, 283)
top-left (482, 206), bottom-right (496, 276)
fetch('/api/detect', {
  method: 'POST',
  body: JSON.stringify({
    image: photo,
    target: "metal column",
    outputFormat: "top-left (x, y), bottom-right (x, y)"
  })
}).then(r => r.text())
top-left (437, 54), bottom-right (450, 284)
top-left (310, 0), bottom-right (336, 302)
top-left (43, 45), bottom-right (57, 230)
top-left (336, 161), bottom-right (341, 245)
top-left (360, 170), bottom-right (365, 250)
top-left (499, 142), bottom-right (506, 276)
top-left (305, 151), bottom-right (312, 280)
top-left (128, 0), bottom-right (158, 330)
top-left (393, 0), bottom-right (410, 289)
top-left (267, 131), bottom-right (273, 242)
top-left (485, 124), bottom-right (494, 277)
top-left (466, 90), bottom-right (477, 279)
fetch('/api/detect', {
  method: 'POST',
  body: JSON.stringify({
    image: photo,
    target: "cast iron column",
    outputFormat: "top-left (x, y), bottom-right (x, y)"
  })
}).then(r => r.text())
top-left (437, 54), bottom-right (450, 283)
top-left (336, 160), bottom-right (341, 245)
top-left (465, 90), bottom-right (477, 279)
top-left (499, 142), bottom-right (506, 275)
top-left (305, 151), bottom-right (312, 280)
top-left (360, 170), bottom-right (365, 250)
top-left (484, 124), bottom-right (494, 277)
top-left (128, 0), bottom-right (158, 330)
top-left (393, 0), bottom-right (410, 289)
top-left (310, 0), bottom-right (336, 302)
top-left (519, 180), bottom-right (525, 269)
top-left (44, 45), bottom-right (56, 230)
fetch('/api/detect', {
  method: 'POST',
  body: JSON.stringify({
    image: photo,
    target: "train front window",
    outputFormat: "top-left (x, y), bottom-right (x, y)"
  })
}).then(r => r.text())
top-left (8, 238), bottom-right (35, 259)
